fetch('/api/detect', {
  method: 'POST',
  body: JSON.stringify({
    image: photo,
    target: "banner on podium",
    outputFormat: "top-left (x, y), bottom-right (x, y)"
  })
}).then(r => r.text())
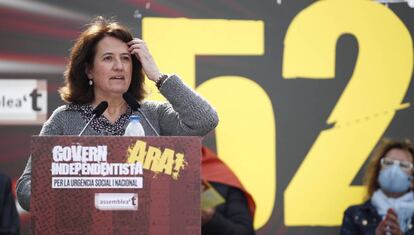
top-left (31, 136), bottom-right (201, 235)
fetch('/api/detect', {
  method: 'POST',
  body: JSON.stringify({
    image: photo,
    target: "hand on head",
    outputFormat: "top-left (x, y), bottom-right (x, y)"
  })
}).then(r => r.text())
top-left (127, 38), bottom-right (162, 82)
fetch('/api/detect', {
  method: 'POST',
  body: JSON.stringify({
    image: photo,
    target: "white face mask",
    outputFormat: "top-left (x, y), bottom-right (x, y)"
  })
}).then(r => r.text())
top-left (378, 164), bottom-right (412, 193)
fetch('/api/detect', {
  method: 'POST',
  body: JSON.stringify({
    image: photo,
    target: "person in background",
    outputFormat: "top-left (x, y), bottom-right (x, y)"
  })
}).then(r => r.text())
top-left (201, 146), bottom-right (255, 235)
top-left (341, 139), bottom-right (414, 235)
top-left (16, 16), bottom-right (219, 211)
top-left (0, 174), bottom-right (20, 235)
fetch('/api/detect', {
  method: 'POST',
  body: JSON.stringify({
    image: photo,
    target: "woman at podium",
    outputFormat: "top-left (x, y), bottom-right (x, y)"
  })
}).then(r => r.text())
top-left (16, 16), bottom-right (219, 211)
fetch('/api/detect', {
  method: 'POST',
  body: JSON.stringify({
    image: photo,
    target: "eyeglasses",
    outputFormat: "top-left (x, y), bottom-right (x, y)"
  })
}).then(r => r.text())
top-left (380, 158), bottom-right (414, 171)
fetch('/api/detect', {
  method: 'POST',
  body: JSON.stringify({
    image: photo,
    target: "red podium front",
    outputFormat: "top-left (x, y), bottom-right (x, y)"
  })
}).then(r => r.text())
top-left (30, 136), bottom-right (201, 235)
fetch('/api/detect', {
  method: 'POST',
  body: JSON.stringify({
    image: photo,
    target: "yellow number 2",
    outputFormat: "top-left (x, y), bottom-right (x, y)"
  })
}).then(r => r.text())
top-left (284, 0), bottom-right (413, 226)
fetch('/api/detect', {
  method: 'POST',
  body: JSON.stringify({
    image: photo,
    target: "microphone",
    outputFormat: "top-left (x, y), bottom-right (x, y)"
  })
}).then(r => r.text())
top-left (123, 92), bottom-right (160, 136)
top-left (78, 101), bottom-right (108, 136)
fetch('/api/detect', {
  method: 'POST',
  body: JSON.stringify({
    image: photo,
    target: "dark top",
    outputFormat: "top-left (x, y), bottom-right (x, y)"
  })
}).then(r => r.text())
top-left (202, 182), bottom-right (255, 235)
top-left (340, 200), bottom-right (414, 235)
top-left (0, 174), bottom-right (19, 235)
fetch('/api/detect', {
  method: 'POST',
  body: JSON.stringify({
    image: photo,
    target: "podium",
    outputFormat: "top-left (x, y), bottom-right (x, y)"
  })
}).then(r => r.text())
top-left (30, 136), bottom-right (201, 235)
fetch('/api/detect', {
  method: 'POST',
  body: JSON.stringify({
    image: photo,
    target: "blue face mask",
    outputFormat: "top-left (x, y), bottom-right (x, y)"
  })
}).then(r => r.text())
top-left (378, 164), bottom-right (413, 193)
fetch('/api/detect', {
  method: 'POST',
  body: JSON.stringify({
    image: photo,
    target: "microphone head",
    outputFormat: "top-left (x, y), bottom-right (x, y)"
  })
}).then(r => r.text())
top-left (92, 101), bottom-right (108, 117)
top-left (122, 92), bottom-right (140, 111)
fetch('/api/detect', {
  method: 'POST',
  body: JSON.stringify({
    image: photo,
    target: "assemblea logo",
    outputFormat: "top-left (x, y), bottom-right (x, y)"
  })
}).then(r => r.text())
top-left (94, 193), bottom-right (138, 211)
top-left (0, 79), bottom-right (47, 125)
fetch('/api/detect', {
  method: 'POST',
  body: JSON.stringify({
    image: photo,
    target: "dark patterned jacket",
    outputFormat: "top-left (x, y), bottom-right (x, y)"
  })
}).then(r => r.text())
top-left (0, 174), bottom-right (20, 235)
top-left (340, 200), bottom-right (414, 235)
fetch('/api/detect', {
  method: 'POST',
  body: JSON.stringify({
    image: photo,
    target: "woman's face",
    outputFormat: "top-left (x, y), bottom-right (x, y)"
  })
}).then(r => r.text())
top-left (381, 148), bottom-right (414, 175)
top-left (86, 36), bottom-right (132, 98)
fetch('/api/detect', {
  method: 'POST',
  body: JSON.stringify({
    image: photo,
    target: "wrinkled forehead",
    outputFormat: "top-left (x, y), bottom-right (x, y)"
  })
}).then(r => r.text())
top-left (384, 148), bottom-right (414, 163)
top-left (95, 36), bottom-right (129, 55)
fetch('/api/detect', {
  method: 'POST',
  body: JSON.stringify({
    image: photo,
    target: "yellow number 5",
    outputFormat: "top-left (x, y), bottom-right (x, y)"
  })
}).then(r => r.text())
top-left (143, 18), bottom-right (275, 229)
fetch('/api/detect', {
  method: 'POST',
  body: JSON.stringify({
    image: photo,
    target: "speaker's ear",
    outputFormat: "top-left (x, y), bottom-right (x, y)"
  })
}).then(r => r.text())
top-left (85, 63), bottom-right (93, 79)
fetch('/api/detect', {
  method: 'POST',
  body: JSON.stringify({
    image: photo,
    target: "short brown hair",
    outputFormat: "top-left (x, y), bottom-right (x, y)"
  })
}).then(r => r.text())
top-left (59, 16), bottom-right (145, 104)
top-left (363, 139), bottom-right (414, 198)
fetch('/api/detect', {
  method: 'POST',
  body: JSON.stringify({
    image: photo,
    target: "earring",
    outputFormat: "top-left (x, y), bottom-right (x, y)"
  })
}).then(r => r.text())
top-left (89, 79), bottom-right (93, 86)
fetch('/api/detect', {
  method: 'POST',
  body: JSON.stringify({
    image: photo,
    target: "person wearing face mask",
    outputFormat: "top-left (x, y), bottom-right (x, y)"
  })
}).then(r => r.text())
top-left (341, 139), bottom-right (414, 235)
